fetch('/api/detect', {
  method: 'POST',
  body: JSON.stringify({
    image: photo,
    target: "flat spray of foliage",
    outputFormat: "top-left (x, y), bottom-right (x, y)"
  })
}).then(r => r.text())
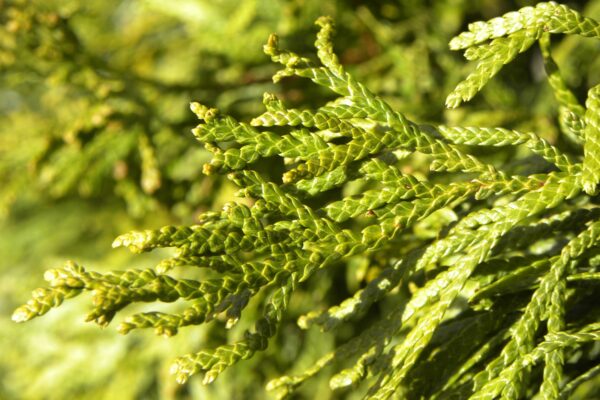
top-left (13, 2), bottom-right (600, 399)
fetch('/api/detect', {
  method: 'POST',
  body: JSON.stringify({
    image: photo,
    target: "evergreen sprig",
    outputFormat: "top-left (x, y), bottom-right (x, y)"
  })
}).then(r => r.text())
top-left (14, 4), bottom-right (600, 399)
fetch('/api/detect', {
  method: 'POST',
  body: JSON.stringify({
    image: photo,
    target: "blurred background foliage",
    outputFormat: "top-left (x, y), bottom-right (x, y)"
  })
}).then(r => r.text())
top-left (1, 0), bottom-right (599, 399)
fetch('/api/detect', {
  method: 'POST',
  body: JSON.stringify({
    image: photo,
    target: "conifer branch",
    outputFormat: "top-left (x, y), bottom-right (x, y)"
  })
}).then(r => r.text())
top-left (12, 4), bottom-right (600, 398)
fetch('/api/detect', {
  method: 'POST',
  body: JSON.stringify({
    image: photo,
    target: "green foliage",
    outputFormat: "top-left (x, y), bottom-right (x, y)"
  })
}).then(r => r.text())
top-left (9, 1), bottom-right (600, 399)
top-left (0, 0), bottom-right (346, 219)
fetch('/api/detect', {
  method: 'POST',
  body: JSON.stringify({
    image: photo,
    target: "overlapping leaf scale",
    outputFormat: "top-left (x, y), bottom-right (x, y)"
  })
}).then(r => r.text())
top-left (539, 34), bottom-right (586, 141)
top-left (447, 2), bottom-right (600, 109)
top-left (116, 254), bottom-right (294, 336)
top-left (372, 182), bottom-right (472, 227)
top-left (41, 262), bottom-right (157, 290)
top-left (127, 287), bottom-right (249, 336)
top-left (301, 179), bottom-right (531, 333)
top-left (11, 285), bottom-right (82, 323)
top-left (251, 94), bottom-right (362, 139)
top-left (469, 220), bottom-right (600, 400)
top-left (239, 157), bottom-right (468, 309)
top-left (112, 224), bottom-right (201, 253)
top-left (372, 238), bottom-right (497, 400)
top-left (32, 258), bottom-right (271, 333)
top-left (463, 27), bottom-right (540, 62)
top-left (544, 2), bottom-right (600, 38)
top-left (156, 253), bottom-right (242, 274)
top-left (265, 20), bottom-right (494, 177)
top-left (210, 128), bottom-right (327, 174)
top-left (113, 223), bottom-right (255, 258)
top-left (438, 125), bottom-right (529, 146)
top-left (12, 264), bottom-right (164, 325)
top-left (313, 227), bottom-right (487, 399)
top-left (559, 107), bottom-right (587, 142)
top-left (94, 275), bottom-right (241, 326)
top-left (117, 300), bottom-right (215, 337)
top-left (449, 2), bottom-right (600, 50)
top-left (294, 164), bottom-right (353, 196)
top-left (446, 28), bottom-right (540, 108)
top-left (283, 135), bottom-right (391, 182)
top-left (190, 103), bottom-right (253, 143)
top-left (370, 171), bottom-right (583, 398)
top-left (314, 16), bottom-right (343, 74)
top-left (438, 125), bottom-right (577, 172)
top-left (235, 171), bottom-right (327, 228)
top-left (319, 98), bottom-right (370, 120)
top-left (520, 136), bottom-right (578, 173)
top-left (231, 170), bottom-right (372, 280)
top-left (540, 279), bottom-right (567, 399)
top-left (456, 172), bottom-right (579, 231)
top-left (339, 98), bottom-right (493, 175)
top-left (369, 169), bottom-right (543, 234)
top-left (541, 217), bottom-right (600, 398)
top-left (325, 159), bottom-right (430, 222)
top-left (449, 4), bottom-right (547, 50)
top-left (278, 122), bottom-right (398, 183)
top-left (192, 104), bottom-right (337, 175)
top-left (418, 133), bottom-right (495, 174)
top-left (251, 107), bottom-right (348, 132)
top-left (171, 273), bottom-right (295, 385)
top-left (470, 327), bottom-right (600, 400)
top-left (310, 180), bottom-right (469, 256)
top-left (534, 325), bottom-right (600, 361)
top-left (113, 202), bottom-right (291, 262)
top-left (582, 85), bottom-right (600, 195)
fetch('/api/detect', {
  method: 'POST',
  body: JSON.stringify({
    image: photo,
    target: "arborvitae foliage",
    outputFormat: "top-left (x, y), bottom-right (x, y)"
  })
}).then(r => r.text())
top-left (12, 2), bottom-right (600, 399)
top-left (0, 0), bottom-right (355, 219)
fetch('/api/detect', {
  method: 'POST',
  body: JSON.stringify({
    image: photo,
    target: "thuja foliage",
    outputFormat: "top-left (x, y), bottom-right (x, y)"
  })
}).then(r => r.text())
top-left (0, 0), bottom-right (352, 218)
top-left (2, 2), bottom-right (532, 399)
top-left (13, 2), bottom-right (600, 399)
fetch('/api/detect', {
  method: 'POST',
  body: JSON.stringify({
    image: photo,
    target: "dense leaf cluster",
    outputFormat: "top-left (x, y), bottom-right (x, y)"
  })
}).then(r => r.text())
top-left (12, 2), bottom-right (600, 399)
